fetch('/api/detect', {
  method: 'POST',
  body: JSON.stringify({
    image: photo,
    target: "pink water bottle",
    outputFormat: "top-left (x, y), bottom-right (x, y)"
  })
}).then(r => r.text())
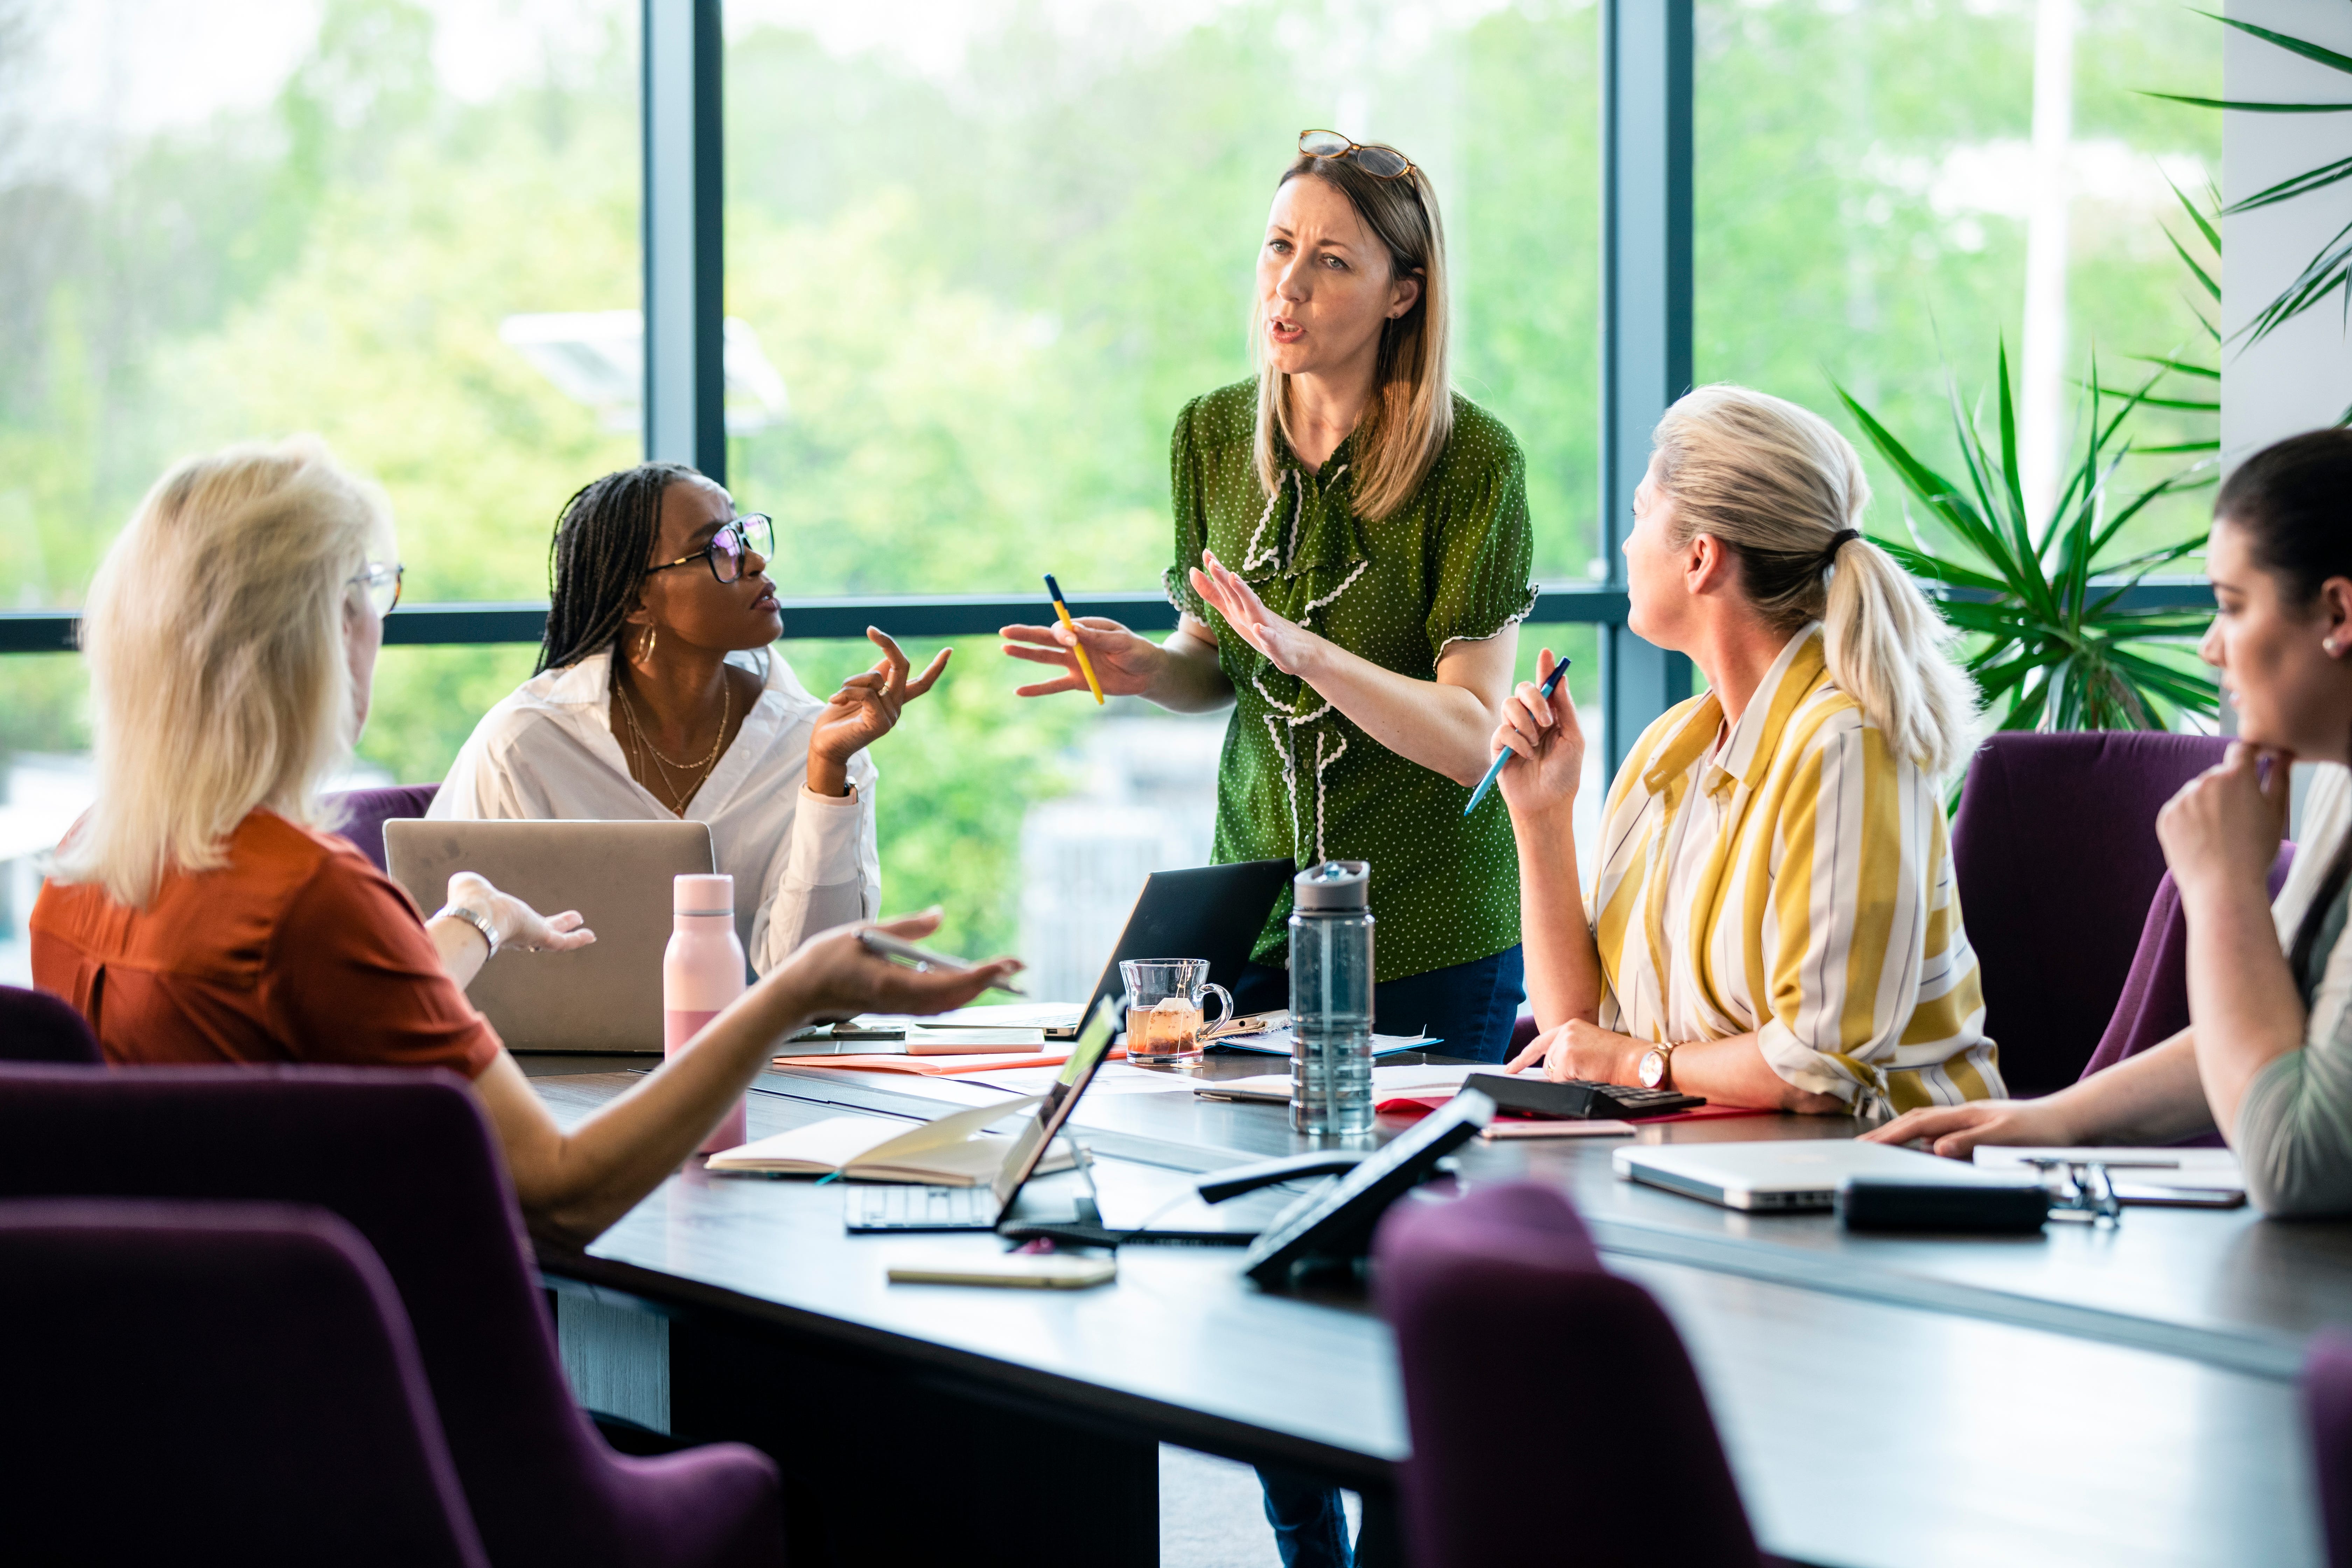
top-left (664, 873), bottom-right (748, 1154)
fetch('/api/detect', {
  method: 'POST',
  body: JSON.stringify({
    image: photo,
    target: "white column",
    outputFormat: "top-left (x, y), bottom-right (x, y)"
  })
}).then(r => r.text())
top-left (2019, 0), bottom-right (2076, 527)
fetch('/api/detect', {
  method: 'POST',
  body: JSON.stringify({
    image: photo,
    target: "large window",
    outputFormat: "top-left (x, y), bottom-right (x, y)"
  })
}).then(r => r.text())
top-left (0, 0), bottom-right (639, 977)
top-left (719, 0), bottom-right (1602, 977)
top-left (1696, 0), bottom-right (2222, 551)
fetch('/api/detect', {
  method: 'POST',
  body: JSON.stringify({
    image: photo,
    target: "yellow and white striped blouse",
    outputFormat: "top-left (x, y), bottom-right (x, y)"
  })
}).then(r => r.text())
top-left (1589, 625), bottom-right (2002, 1120)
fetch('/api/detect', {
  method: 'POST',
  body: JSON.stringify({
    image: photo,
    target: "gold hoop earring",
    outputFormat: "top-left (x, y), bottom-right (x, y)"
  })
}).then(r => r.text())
top-left (637, 624), bottom-right (657, 665)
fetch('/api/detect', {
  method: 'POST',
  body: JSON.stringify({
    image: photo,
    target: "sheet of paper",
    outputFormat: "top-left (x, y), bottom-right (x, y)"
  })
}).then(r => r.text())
top-left (1973, 1146), bottom-right (2244, 1192)
top-left (1211, 1027), bottom-right (1434, 1057)
top-left (974, 1062), bottom-right (1203, 1097)
top-left (1198, 1064), bottom-right (1481, 1101)
top-left (912, 1002), bottom-right (1085, 1029)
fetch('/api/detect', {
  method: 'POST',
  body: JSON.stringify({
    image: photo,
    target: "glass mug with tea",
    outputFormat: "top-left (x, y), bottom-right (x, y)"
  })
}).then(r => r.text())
top-left (1118, 958), bottom-right (1233, 1064)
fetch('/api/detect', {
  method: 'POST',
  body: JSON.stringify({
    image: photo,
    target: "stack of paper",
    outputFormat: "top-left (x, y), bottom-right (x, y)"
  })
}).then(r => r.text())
top-left (1194, 1064), bottom-right (1480, 1104)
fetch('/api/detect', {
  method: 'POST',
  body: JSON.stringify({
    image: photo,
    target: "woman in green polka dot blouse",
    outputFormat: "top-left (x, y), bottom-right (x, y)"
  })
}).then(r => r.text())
top-left (1003, 134), bottom-right (1535, 1065)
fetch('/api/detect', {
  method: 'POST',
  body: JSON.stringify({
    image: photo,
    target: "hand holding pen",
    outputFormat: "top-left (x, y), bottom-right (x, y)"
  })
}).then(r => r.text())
top-left (1469, 649), bottom-right (1583, 816)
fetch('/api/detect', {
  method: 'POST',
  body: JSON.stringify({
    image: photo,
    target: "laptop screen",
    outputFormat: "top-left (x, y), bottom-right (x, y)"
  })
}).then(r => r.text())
top-left (990, 996), bottom-right (1121, 1210)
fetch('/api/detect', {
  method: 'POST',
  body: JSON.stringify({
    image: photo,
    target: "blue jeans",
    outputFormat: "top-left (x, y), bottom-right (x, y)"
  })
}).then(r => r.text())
top-left (1232, 944), bottom-right (1526, 1064)
top-left (1237, 946), bottom-right (1526, 1567)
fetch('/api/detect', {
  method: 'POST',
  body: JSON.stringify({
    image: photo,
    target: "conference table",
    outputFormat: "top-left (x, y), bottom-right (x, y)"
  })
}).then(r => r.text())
top-left (527, 1049), bottom-right (2342, 1568)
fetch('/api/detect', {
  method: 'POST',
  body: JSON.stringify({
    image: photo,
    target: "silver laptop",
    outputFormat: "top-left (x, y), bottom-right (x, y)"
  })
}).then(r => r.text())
top-left (1613, 1140), bottom-right (1995, 1212)
top-left (385, 819), bottom-right (715, 1053)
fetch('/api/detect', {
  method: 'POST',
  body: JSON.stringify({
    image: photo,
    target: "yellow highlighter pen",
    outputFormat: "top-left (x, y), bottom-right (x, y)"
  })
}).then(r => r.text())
top-left (1043, 573), bottom-right (1105, 704)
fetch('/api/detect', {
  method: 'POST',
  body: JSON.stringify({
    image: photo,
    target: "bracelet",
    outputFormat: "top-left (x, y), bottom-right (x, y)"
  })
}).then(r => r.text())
top-left (433, 903), bottom-right (499, 959)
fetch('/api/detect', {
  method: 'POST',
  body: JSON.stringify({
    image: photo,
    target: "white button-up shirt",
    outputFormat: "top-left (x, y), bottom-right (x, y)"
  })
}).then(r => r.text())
top-left (427, 648), bottom-right (878, 974)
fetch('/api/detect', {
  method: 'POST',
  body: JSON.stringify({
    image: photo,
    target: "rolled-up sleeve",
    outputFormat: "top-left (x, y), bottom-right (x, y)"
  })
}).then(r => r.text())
top-left (2236, 1032), bottom-right (2352, 1217)
top-left (1751, 720), bottom-right (1990, 1116)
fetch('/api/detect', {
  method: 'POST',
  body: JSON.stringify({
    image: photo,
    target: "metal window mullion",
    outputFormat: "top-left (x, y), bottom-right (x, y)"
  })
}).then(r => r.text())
top-left (642, 0), bottom-right (725, 481)
top-left (1599, 0), bottom-right (1696, 776)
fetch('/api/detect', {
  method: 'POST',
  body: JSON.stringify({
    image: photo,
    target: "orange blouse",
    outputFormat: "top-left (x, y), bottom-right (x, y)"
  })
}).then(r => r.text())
top-left (31, 809), bottom-right (501, 1079)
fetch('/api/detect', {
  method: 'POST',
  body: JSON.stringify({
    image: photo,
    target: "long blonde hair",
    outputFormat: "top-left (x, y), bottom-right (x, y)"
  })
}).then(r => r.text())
top-left (1650, 384), bottom-right (1979, 779)
top-left (56, 436), bottom-right (391, 906)
top-left (1252, 150), bottom-right (1452, 523)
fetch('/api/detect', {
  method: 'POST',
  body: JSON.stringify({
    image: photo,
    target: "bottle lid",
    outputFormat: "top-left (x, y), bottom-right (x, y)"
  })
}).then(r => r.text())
top-left (1293, 859), bottom-right (1370, 910)
top-left (675, 873), bottom-right (735, 915)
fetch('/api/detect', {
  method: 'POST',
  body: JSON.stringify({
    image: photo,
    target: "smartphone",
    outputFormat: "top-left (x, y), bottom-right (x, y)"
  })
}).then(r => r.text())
top-left (858, 929), bottom-right (1028, 996)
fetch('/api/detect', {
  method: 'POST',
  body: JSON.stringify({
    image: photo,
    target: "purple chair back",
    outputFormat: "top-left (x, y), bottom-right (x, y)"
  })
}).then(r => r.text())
top-left (0, 982), bottom-right (102, 1063)
top-left (1374, 1183), bottom-right (1760, 1568)
top-left (0, 1197), bottom-right (489, 1567)
top-left (0, 1064), bottom-right (783, 1568)
top-left (1951, 731), bottom-right (2231, 1095)
top-left (2307, 1330), bottom-right (2352, 1568)
top-left (325, 783), bottom-right (441, 875)
top-left (2081, 850), bottom-right (2297, 1081)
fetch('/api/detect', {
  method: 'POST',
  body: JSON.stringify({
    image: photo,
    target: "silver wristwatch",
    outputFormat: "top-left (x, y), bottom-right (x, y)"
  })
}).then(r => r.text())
top-left (433, 903), bottom-right (499, 958)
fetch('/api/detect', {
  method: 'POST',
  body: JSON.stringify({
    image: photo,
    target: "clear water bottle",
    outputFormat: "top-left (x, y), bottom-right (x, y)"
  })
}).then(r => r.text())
top-left (1289, 860), bottom-right (1374, 1136)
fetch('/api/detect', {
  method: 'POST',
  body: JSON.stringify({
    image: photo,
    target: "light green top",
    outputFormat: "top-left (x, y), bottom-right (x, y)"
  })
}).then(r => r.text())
top-left (1165, 379), bottom-right (1535, 981)
top-left (2237, 764), bottom-right (2352, 1216)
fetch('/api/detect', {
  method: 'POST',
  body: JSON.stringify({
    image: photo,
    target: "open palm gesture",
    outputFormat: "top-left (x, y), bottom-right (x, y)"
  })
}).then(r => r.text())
top-left (1189, 550), bottom-right (1322, 675)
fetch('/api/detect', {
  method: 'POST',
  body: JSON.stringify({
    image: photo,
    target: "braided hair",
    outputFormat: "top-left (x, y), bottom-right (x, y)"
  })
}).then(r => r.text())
top-left (537, 461), bottom-right (706, 674)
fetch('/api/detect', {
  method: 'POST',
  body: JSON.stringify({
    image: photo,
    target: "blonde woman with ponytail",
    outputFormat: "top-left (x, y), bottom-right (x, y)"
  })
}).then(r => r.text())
top-left (1492, 385), bottom-right (1999, 1119)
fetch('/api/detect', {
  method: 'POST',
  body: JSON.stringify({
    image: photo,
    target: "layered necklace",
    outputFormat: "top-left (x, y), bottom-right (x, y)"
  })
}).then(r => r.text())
top-left (616, 671), bottom-right (733, 814)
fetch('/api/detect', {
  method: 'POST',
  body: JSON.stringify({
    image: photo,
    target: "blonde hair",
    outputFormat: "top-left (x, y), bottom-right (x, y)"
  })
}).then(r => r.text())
top-left (1253, 152), bottom-right (1453, 522)
top-left (56, 436), bottom-right (392, 906)
top-left (1651, 384), bottom-right (1979, 779)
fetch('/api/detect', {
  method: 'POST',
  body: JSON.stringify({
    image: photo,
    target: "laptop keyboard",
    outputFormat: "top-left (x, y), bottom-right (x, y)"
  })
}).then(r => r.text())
top-left (846, 1184), bottom-right (998, 1233)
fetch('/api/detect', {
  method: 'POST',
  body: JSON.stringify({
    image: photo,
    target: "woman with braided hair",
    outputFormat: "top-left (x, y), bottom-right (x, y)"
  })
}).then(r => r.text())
top-left (432, 462), bottom-right (947, 974)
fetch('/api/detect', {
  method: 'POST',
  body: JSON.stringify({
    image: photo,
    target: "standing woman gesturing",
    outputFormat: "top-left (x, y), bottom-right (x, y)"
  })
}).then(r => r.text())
top-left (1004, 132), bottom-right (1536, 1067)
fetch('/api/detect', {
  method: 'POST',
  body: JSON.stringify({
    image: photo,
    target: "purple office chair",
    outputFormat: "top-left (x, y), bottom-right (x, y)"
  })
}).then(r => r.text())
top-left (1374, 1182), bottom-right (1761, 1568)
top-left (1951, 730), bottom-right (2232, 1095)
top-left (0, 982), bottom-right (102, 1063)
top-left (2308, 1330), bottom-right (2352, 1568)
top-left (2081, 850), bottom-right (2296, 1080)
top-left (325, 782), bottom-right (440, 875)
top-left (0, 1064), bottom-right (784, 1568)
top-left (0, 1197), bottom-right (489, 1567)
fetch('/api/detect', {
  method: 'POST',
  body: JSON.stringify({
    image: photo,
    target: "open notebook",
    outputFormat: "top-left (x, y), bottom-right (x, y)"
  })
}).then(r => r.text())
top-left (705, 1096), bottom-right (1067, 1185)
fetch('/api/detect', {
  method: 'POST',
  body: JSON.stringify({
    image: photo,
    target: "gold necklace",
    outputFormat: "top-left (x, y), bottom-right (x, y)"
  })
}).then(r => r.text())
top-left (617, 675), bottom-right (733, 811)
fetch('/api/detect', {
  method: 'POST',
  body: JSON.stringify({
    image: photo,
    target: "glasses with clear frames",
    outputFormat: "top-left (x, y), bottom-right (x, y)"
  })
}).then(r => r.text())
top-left (1298, 129), bottom-right (1418, 181)
top-left (646, 513), bottom-right (774, 585)
top-left (351, 561), bottom-right (403, 616)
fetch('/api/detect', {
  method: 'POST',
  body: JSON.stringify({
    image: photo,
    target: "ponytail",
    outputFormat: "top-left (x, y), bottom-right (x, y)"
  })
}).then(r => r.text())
top-left (1651, 384), bottom-right (1980, 779)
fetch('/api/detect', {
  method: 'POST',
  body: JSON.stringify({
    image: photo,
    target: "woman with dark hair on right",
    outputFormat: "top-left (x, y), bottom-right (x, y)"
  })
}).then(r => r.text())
top-left (1870, 429), bottom-right (2352, 1217)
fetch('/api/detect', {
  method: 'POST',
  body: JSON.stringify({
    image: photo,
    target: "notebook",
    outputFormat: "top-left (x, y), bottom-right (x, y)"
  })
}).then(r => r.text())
top-left (705, 1095), bottom-right (1059, 1185)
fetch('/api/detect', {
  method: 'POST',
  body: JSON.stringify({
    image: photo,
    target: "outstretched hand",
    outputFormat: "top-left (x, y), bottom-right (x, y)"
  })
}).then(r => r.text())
top-left (1189, 551), bottom-right (1322, 676)
top-left (447, 871), bottom-right (596, 956)
top-left (808, 627), bottom-right (949, 789)
top-left (999, 615), bottom-right (1167, 698)
top-left (780, 910), bottom-right (1024, 1023)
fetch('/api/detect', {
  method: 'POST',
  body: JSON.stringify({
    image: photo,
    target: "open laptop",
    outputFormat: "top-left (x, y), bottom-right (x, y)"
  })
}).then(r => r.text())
top-left (1613, 1140), bottom-right (2007, 1212)
top-left (385, 818), bottom-right (715, 1054)
top-left (931, 859), bottom-right (1293, 1040)
top-left (845, 997), bottom-right (1122, 1233)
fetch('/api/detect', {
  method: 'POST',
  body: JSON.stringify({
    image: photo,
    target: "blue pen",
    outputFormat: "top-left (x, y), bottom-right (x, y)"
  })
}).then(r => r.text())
top-left (1463, 657), bottom-right (1572, 816)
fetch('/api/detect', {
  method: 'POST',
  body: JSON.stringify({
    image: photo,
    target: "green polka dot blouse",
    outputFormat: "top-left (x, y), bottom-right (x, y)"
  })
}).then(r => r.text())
top-left (1165, 379), bottom-right (1536, 983)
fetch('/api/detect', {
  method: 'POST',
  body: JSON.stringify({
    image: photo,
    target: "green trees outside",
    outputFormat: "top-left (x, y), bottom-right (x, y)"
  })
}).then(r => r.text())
top-left (0, 0), bottom-right (2220, 953)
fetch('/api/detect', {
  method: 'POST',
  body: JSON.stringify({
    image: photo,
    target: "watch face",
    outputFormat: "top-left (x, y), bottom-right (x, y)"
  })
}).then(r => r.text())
top-left (1639, 1049), bottom-right (1665, 1089)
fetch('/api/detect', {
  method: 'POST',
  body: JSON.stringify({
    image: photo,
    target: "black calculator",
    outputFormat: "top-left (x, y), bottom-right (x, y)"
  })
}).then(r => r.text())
top-left (1464, 1072), bottom-right (1706, 1121)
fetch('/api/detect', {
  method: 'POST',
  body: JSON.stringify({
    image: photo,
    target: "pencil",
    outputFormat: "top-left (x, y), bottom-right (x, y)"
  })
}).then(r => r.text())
top-left (1463, 656), bottom-right (1572, 816)
top-left (1043, 574), bottom-right (1105, 705)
